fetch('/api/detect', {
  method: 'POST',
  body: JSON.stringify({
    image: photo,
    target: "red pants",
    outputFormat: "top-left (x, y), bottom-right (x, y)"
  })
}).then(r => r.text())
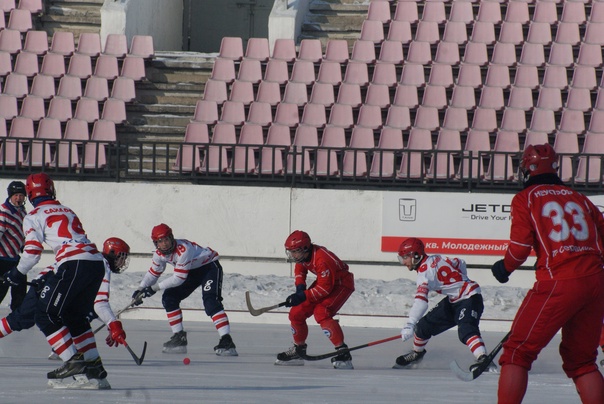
top-left (289, 283), bottom-right (354, 347)
top-left (500, 271), bottom-right (604, 379)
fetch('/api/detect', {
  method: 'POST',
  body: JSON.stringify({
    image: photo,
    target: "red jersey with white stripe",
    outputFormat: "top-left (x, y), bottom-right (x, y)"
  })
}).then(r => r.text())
top-left (16, 200), bottom-right (103, 275)
top-left (294, 244), bottom-right (354, 303)
top-left (503, 184), bottom-right (604, 281)
top-left (139, 239), bottom-right (219, 290)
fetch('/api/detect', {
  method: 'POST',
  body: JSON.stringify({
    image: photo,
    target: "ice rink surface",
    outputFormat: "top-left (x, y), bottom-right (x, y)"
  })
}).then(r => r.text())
top-left (0, 315), bottom-right (594, 404)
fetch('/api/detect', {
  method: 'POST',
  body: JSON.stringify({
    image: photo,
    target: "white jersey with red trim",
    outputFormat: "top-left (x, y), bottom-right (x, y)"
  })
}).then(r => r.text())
top-left (407, 255), bottom-right (481, 324)
top-left (16, 200), bottom-right (103, 275)
top-left (139, 239), bottom-right (219, 290)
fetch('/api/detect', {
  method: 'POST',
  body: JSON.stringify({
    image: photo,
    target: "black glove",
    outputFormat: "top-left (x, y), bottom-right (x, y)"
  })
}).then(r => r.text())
top-left (491, 259), bottom-right (511, 283)
top-left (285, 290), bottom-right (306, 307)
top-left (132, 286), bottom-right (156, 306)
top-left (296, 284), bottom-right (306, 293)
top-left (4, 268), bottom-right (26, 287)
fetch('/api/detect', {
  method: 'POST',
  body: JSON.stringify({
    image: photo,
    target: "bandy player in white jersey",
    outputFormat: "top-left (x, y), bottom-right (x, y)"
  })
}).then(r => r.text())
top-left (132, 223), bottom-right (238, 356)
top-left (392, 237), bottom-right (495, 373)
top-left (1, 173), bottom-right (107, 386)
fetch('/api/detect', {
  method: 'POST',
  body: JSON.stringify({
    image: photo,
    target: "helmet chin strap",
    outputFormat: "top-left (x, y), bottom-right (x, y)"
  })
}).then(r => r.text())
top-left (410, 255), bottom-right (424, 271)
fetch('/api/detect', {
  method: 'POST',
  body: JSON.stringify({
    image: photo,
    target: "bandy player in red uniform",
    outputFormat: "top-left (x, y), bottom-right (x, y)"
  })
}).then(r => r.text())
top-left (491, 144), bottom-right (604, 404)
top-left (275, 230), bottom-right (355, 369)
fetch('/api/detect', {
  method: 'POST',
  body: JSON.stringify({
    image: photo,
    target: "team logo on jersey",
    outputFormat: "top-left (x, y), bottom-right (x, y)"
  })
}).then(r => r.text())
top-left (203, 280), bottom-right (213, 291)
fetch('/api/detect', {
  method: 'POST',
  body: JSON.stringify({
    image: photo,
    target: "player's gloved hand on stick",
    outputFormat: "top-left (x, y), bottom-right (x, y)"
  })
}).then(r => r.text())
top-left (106, 320), bottom-right (127, 347)
top-left (295, 284), bottom-right (306, 293)
top-left (3, 268), bottom-right (26, 287)
top-left (285, 290), bottom-right (306, 307)
top-left (131, 286), bottom-right (156, 305)
top-left (401, 323), bottom-right (415, 341)
top-left (491, 259), bottom-right (511, 284)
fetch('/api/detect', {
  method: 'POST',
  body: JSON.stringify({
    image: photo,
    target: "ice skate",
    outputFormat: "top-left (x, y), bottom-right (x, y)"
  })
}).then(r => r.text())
top-left (214, 334), bottom-right (238, 356)
top-left (162, 330), bottom-right (187, 354)
top-left (331, 344), bottom-right (354, 370)
top-left (393, 349), bottom-right (426, 369)
top-left (48, 351), bottom-right (61, 360)
top-left (470, 354), bottom-right (498, 374)
top-left (275, 344), bottom-right (306, 366)
top-left (48, 373), bottom-right (111, 390)
top-left (47, 353), bottom-right (86, 379)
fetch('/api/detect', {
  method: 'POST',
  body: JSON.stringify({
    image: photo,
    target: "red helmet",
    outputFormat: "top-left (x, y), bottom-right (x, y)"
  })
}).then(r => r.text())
top-left (520, 143), bottom-right (558, 182)
top-left (284, 230), bottom-right (312, 263)
top-left (25, 173), bottom-right (55, 202)
top-left (102, 237), bottom-right (131, 273)
top-left (151, 223), bottom-right (175, 254)
top-left (397, 238), bottom-right (425, 270)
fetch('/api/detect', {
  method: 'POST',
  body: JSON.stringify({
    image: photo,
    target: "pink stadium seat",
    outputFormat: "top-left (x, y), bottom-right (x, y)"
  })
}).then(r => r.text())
top-left (19, 95), bottom-right (45, 121)
top-left (3, 73), bottom-right (28, 98)
top-left (367, 0), bottom-right (391, 23)
top-left (244, 37), bottom-right (270, 62)
top-left (526, 21), bottom-right (552, 45)
top-left (210, 58), bottom-right (236, 83)
top-left (504, 1), bottom-right (529, 24)
top-left (553, 131), bottom-right (579, 182)
top-left (421, 84), bottom-right (447, 109)
top-left (385, 105), bottom-right (411, 130)
top-left (513, 65), bottom-right (539, 89)
top-left (103, 34), bottom-right (128, 59)
top-left (484, 130), bottom-right (519, 181)
top-left (0, 29), bottom-right (22, 54)
top-left (237, 58), bottom-right (263, 84)
top-left (536, 87), bottom-right (563, 111)
top-left (413, 106), bottom-right (440, 131)
top-left (110, 77), bottom-right (136, 103)
top-left (218, 37), bottom-right (243, 61)
top-left (0, 51), bottom-right (10, 77)
top-left (283, 81), bottom-right (308, 106)
top-left (462, 42), bottom-right (489, 66)
top-left (351, 40), bottom-right (376, 63)
top-left (287, 124), bottom-right (319, 175)
top-left (220, 100), bottom-right (246, 126)
top-left (129, 35), bottom-right (154, 59)
top-left (93, 54), bottom-right (119, 80)
top-left (490, 42), bottom-right (517, 66)
top-left (533, 2), bottom-right (558, 24)
top-left (520, 42), bottom-right (546, 67)
top-left (316, 125), bottom-right (346, 176)
top-left (529, 108), bottom-right (556, 133)
top-left (7, 8), bottom-right (32, 32)
top-left (342, 126), bottom-right (375, 177)
top-left (500, 108), bottom-right (526, 133)
top-left (555, 22), bottom-right (581, 45)
top-left (336, 82), bottom-right (362, 108)
top-left (393, 2), bottom-right (418, 24)
top-left (522, 131), bottom-right (550, 151)
top-left (300, 103), bottom-right (326, 128)
top-left (172, 143), bottom-right (201, 172)
top-left (263, 59), bottom-right (289, 85)
top-left (575, 133), bottom-right (604, 183)
top-left (364, 83), bottom-right (391, 109)
top-left (370, 127), bottom-right (403, 178)
top-left (90, 119), bottom-right (116, 142)
top-left (63, 118), bottom-right (89, 141)
top-left (309, 82), bottom-right (335, 107)
top-left (479, 86), bottom-right (505, 110)
top-left (561, 2), bottom-right (586, 24)
top-left (23, 30), bottom-right (48, 55)
top-left (470, 21), bottom-right (496, 45)
top-left (271, 38), bottom-right (296, 63)
top-left (67, 53), bottom-right (93, 79)
top-left (18, 0), bottom-right (43, 14)
top-left (0, 94), bottom-right (18, 120)
top-left (84, 76), bottom-right (109, 101)
top-left (324, 39), bottom-right (349, 63)
top-left (8, 116), bottom-right (35, 138)
top-left (450, 85), bottom-right (476, 110)
top-left (192, 99), bottom-right (219, 125)
top-left (449, 2), bottom-right (474, 24)
top-left (476, 1), bottom-right (502, 24)
top-left (595, 89), bottom-right (604, 111)
top-left (290, 59), bottom-right (316, 85)
top-left (327, 103), bottom-right (354, 129)
top-left (442, 21), bottom-right (468, 45)
top-left (471, 107), bottom-right (498, 132)
top-left (46, 96), bottom-right (73, 122)
top-left (202, 78), bottom-right (228, 105)
top-left (542, 65), bottom-right (568, 90)
top-left (316, 60), bottom-right (342, 86)
top-left (577, 43), bottom-right (603, 67)
top-left (547, 43), bottom-right (574, 67)
top-left (459, 129), bottom-right (491, 180)
top-left (371, 62), bottom-right (397, 87)
top-left (229, 80), bottom-right (255, 106)
top-left (36, 117), bottom-right (62, 139)
top-left (387, 20), bottom-right (413, 44)
top-left (507, 86), bottom-right (534, 111)
top-left (50, 32), bottom-right (76, 57)
top-left (101, 97), bottom-right (127, 124)
top-left (584, 22), bottom-right (604, 46)
top-left (246, 101), bottom-right (273, 127)
top-left (484, 64), bottom-right (511, 88)
top-left (589, 109), bottom-right (604, 133)
top-left (343, 61), bottom-right (369, 87)
top-left (558, 109), bottom-right (586, 134)
top-left (40, 52), bottom-right (67, 79)
top-left (297, 39), bottom-right (323, 63)
top-left (238, 123), bottom-right (262, 146)
top-left (120, 56), bottom-right (146, 81)
top-left (434, 42), bottom-right (460, 66)
top-left (397, 128), bottom-right (432, 179)
top-left (259, 125), bottom-right (290, 176)
top-left (392, 84), bottom-right (419, 109)
top-left (379, 40), bottom-right (405, 64)
top-left (400, 62), bottom-right (426, 86)
top-left (456, 63), bottom-right (482, 88)
top-left (406, 41), bottom-right (432, 65)
top-left (360, 19), bottom-right (385, 44)
top-left (73, 97), bottom-right (100, 123)
top-left (256, 81), bottom-right (282, 106)
top-left (590, 2), bottom-right (604, 23)
top-left (77, 33), bottom-right (102, 57)
top-left (356, 104), bottom-right (383, 130)
top-left (428, 63), bottom-right (454, 88)
top-left (0, 0), bottom-right (11, 13)
top-left (442, 107), bottom-right (469, 131)
top-left (414, 20), bottom-right (440, 44)
top-left (30, 74), bottom-right (56, 99)
top-left (273, 102), bottom-right (299, 128)
top-left (422, 1), bottom-right (446, 23)
top-left (13, 51), bottom-right (39, 77)
top-left (429, 129), bottom-right (462, 179)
